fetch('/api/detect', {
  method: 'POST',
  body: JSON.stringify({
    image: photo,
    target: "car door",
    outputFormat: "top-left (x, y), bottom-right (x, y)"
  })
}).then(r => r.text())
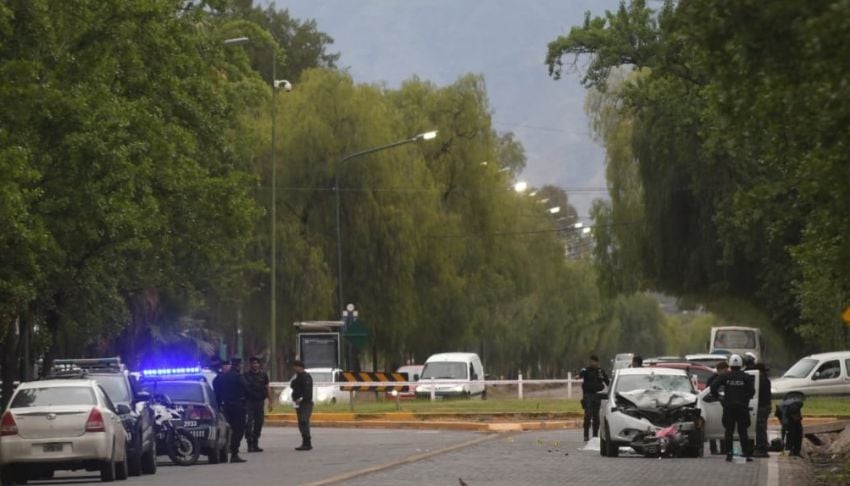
top-left (809, 360), bottom-right (842, 395)
top-left (698, 370), bottom-right (759, 440)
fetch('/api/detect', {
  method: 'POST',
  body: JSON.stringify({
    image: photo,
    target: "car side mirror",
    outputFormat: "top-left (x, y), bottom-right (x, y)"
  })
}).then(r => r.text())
top-left (116, 403), bottom-right (132, 415)
top-left (134, 391), bottom-right (151, 403)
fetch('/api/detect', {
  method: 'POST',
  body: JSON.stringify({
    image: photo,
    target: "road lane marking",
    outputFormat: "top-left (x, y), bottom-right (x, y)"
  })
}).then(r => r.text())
top-left (767, 453), bottom-right (778, 486)
top-left (304, 433), bottom-right (500, 485)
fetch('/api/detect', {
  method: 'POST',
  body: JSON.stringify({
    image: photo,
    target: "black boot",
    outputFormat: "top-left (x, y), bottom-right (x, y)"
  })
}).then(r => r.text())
top-left (253, 443), bottom-right (264, 453)
top-left (295, 440), bottom-right (312, 451)
top-left (230, 453), bottom-right (246, 463)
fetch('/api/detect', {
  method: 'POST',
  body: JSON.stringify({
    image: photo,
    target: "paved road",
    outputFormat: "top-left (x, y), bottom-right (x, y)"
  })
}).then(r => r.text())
top-left (26, 428), bottom-right (770, 486)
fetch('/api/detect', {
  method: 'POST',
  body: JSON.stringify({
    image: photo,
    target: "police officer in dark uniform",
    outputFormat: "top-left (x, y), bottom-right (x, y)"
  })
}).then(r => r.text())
top-left (710, 354), bottom-right (755, 462)
top-left (244, 356), bottom-right (272, 452)
top-left (216, 357), bottom-right (248, 463)
top-left (290, 360), bottom-right (313, 451)
top-left (578, 355), bottom-right (610, 442)
top-left (744, 352), bottom-right (771, 458)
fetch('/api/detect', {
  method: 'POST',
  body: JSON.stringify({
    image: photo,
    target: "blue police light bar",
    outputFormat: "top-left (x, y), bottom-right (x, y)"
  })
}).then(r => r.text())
top-left (141, 366), bottom-right (202, 377)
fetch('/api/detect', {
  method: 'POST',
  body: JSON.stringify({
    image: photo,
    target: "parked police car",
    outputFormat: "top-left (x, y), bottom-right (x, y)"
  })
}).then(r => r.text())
top-left (138, 368), bottom-right (231, 464)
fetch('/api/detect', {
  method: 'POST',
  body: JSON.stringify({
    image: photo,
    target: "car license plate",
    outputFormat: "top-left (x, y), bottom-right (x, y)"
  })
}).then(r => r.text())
top-left (43, 443), bottom-right (64, 452)
top-left (183, 420), bottom-right (197, 427)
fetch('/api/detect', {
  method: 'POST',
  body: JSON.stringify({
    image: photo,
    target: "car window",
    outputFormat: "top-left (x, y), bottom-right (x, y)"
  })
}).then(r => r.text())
top-left (141, 381), bottom-right (204, 402)
top-left (615, 374), bottom-right (694, 393)
top-left (846, 360), bottom-right (850, 379)
top-left (11, 386), bottom-right (96, 408)
top-left (814, 360), bottom-right (840, 380)
top-left (421, 362), bottom-right (468, 380)
top-left (714, 329), bottom-right (756, 349)
top-left (91, 374), bottom-right (132, 404)
top-left (783, 358), bottom-right (818, 378)
top-left (311, 372), bottom-right (332, 383)
top-left (96, 386), bottom-right (118, 413)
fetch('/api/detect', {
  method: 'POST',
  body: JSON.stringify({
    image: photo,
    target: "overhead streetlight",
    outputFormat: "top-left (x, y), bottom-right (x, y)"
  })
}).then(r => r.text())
top-left (582, 227), bottom-right (591, 235)
top-left (574, 222), bottom-right (584, 229)
top-left (224, 36), bottom-right (291, 379)
top-left (513, 181), bottom-right (528, 193)
top-left (548, 206), bottom-right (561, 214)
top-left (335, 130), bottom-right (438, 314)
top-left (223, 37), bottom-right (250, 46)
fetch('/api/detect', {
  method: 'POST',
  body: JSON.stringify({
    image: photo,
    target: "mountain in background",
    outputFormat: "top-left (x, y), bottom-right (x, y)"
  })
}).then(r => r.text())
top-left (268, 0), bottom-right (623, 217)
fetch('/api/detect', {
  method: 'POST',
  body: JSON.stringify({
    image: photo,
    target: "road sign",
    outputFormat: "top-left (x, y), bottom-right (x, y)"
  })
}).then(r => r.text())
top-left (342, 320), bottom-right (370, 350)
top-left (340, 371), bottom-right (409, 392)
top-left (843, 306), bottom-right (850, 327)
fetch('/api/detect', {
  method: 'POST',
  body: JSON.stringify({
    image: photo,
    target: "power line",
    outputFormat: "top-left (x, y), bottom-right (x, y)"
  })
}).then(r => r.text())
top-left (423, 220), bottom-right (642, 239)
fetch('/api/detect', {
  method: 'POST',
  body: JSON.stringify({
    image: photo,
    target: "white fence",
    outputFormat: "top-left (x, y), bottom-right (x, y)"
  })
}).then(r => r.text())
top-left (270, 372), bottom-right (582, 401)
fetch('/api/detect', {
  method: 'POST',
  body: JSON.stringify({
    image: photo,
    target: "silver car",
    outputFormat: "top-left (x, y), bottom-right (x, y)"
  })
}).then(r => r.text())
top-left (1, 379), bottom-right (129, 484)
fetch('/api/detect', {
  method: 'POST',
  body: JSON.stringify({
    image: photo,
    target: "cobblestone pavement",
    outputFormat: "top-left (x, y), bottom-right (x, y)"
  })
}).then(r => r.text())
top-left (346, 429), bottom-right (769, 486)
top-left (23, 428), bottom-right (481, 486)
top-left (21, 427), bottom-right (772, 486)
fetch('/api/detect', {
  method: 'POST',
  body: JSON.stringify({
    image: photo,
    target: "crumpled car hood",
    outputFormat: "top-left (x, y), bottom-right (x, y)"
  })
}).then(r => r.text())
top-left (616, 389), bottom-right (697, 410)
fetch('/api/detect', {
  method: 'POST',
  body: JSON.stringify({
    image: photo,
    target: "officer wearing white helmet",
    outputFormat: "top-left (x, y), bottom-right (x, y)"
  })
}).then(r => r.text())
top-left (743, 352), bottom-right (771, 457)
top-left (710, 354), bottom-right (756, 462)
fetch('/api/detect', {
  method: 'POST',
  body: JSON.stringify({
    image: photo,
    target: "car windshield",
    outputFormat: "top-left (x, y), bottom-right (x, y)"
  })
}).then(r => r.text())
top-left (91, 374), bottom-right (131, 404)
top-left (714, 329), bottom-right (756, 349)
top-left (421, 362), bottom-right (468, 380)
top-left (783, 358), bottom-right (818, 379)
top-left (11, 386), bottom-right (96, 408)
top-left (142, 381), bottom-right (204, 403)
top-left (311, 372), bottom-right (332, 383)
top-left (615, 374), bottom-right (694, 393)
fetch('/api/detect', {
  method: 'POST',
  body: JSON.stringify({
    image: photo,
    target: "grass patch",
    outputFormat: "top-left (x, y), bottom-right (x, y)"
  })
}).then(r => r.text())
top-left (273, 397), bottom-right (584, 414)
top-left (798, 396), bottom-right (850, 417)
top-left (271, 395), bottom-right (848, 416)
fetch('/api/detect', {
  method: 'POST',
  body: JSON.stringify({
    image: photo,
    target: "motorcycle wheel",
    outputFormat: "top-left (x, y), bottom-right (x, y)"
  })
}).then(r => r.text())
top-left (167, 429), bottom-right (200, 466)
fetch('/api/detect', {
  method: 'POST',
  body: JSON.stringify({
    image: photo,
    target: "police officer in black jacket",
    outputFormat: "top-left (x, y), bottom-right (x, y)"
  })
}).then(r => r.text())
top-left (244, 357), bottom-right (272, 453)
top-left (578, 355), bottom-right (610, 442)
top-left (216, 357), bottom-right (249, 463)
top-left (710, 354), bottom-right (755, 462)
top-left (290, 360), bottom-right (313, 451)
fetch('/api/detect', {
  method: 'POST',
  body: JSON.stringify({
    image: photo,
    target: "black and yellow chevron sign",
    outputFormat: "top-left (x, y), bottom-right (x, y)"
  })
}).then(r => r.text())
top-left (340, 372), bottom-right (409, 392)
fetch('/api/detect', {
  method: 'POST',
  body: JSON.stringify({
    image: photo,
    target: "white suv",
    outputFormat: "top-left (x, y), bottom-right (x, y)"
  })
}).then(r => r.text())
top-left (1, 379), bottom-right (129, 484)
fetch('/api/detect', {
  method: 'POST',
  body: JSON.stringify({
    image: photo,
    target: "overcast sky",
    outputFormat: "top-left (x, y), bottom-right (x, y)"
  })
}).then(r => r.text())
top-left (271, 0), bottom-right (623, 217)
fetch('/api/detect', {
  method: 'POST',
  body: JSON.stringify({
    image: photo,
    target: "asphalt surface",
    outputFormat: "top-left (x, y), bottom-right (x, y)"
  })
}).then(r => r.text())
top-left (22, 427), bottom-right (770, 486)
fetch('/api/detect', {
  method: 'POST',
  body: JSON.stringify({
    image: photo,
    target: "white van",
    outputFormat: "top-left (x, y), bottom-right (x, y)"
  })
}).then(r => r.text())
top-left (771, 351), bottom-right (850, 398)
top-left (709, 326), bottom-right (764, 362)
top-left (415, 353), bottom-right (486, 399)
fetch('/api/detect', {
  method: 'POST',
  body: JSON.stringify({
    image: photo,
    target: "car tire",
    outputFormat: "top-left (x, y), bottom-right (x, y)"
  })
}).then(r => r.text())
top-left (127, 438), bottom-right (143, 477)
top-left (115, 448), bottom-right (129, 480)
top-left (141, 441), bottom-right (157, 475)
top-left (100, 458), bottom-right (116, 483)
top-left (2, 466), bottom-right (26, 485)
top-left (604, 424), bottom-right (619, 457)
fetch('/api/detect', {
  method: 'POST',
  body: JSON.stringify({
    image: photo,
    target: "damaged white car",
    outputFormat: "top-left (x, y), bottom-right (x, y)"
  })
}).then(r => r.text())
top-left (599, 367), bottom-right (704, 458)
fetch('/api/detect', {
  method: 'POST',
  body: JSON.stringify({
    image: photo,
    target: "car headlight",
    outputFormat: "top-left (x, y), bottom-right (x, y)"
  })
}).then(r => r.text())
top-left (390, 390), bottom-right (399, 397)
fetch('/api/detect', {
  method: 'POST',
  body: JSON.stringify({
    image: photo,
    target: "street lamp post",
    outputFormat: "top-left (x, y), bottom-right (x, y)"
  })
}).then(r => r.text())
top-left (224, 36), bottom-right (290, 379)
top-left (334, 130), bottom-right (437, 314)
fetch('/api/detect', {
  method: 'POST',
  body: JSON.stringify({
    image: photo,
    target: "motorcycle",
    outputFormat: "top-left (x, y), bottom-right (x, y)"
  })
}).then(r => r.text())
top-left (148, 394), bottom-right (200, 466)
